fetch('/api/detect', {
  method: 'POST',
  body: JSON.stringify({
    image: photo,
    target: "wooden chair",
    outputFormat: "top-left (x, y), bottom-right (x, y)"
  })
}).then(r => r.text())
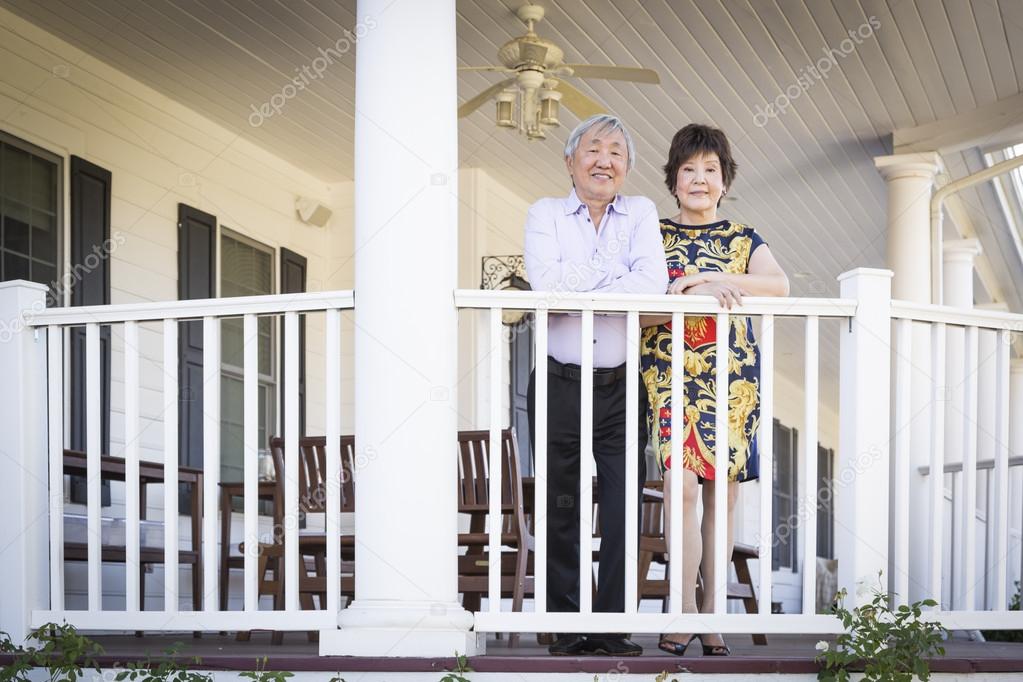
top-left (456, 428), bottom-right (534, 646)
top-left (62, 450), bottom-right (204, 618)
top-left (236, 435), bottom-right (357, 643)
top-left (636, 481), bottom-right (768, 645)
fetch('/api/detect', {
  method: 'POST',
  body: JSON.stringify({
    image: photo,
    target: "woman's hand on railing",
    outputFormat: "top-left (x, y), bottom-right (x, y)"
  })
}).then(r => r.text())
top-left (673, 280), bottom-right (746, 309)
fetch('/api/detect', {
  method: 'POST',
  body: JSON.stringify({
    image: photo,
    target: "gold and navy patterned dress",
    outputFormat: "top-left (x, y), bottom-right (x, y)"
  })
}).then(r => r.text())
top-left (640, 218), bottom-right (765, 482)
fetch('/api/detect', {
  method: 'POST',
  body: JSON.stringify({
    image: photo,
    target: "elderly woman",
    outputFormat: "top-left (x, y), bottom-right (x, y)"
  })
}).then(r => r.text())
top-left (640, 124), bottom-right (788, 656)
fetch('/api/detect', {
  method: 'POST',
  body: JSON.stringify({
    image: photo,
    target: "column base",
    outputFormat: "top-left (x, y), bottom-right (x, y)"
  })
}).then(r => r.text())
top-left (320, 600), bottom-right (483, 657)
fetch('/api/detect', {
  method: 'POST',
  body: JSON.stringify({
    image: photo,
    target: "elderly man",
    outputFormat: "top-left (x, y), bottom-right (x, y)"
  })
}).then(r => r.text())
top-left (525, 114), bottom-right (668, 656)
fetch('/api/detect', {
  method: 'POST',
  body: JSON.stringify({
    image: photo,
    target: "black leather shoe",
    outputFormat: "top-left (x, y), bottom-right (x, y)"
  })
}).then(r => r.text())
top-left (548, 634), bottom-right (588, 656)
top-left (584, 635), bottom-right (643, 657)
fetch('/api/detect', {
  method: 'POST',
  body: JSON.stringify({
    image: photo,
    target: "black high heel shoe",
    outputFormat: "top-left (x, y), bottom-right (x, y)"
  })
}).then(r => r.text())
top-left (696, 633), bottom-right (731, 656)
top-left (657, 634), bottom-right (695, 656)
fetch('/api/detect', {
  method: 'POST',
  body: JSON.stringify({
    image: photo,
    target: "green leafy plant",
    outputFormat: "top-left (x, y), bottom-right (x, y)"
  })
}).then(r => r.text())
top-left (981, 581), bottom-right (1023, 643)
top-left (113, 642), bottom-right (211, 682)
top-left (238, 656), bottom-right (294, 682)
top-left (816, 577), bottom-right (947, 682)
top-left (438, 651), bottom-right (472, 682)
top-left (0, 622), bottom-right (103, 682)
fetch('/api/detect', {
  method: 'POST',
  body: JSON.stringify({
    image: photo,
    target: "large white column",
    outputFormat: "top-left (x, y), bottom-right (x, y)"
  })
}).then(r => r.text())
top-left (0, 281), bottom-right (50, 644)
top-left (942, 239), bottom-right (981, 309)
top-left (321, 0), bottom-right (477, 656)
top-left (941, 239), bottom-right (981, 611)
top-left (976, 302), bottom-right (1007, 610)
top-left (875, 153), bottom-right (941, 302)
top-left (874, 153), bottom-right (939, 605)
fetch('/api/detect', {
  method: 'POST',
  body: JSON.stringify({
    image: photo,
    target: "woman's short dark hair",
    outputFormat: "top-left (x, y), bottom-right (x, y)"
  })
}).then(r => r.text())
top-left (663, 124), bottom-right (738, 206)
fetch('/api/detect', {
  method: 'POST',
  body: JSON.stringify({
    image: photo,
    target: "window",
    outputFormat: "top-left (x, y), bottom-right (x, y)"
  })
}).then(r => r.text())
top-left (220, 229), bottom-right (275, 484)
top-left (772, 419), bottom-right (798, 571)
top-left (0, 132), bottom-right (60, 303)
top-left (817, 445), bottom-right (835, 560)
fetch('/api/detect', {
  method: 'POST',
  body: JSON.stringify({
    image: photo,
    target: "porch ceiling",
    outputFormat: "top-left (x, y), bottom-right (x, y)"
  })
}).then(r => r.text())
top-left (5, 0), bottom-right (1023, 405)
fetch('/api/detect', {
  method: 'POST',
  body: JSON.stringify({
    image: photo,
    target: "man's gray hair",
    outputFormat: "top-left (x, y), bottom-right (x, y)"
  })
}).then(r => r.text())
top-left (564, 114), bottom-right (636, 172)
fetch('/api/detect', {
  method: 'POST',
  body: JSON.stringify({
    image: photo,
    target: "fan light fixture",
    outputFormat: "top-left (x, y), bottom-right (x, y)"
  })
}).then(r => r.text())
top-left (538, 86), bottom-right (561, 126)
top-left (458, 4), bottom-right (660, 141)
top-left (495, 90), bottom-right (517, 127)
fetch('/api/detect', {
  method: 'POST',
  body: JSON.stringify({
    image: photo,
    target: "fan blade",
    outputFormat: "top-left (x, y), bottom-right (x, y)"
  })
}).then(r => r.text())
top-left (519, 41), bottom-right (549, 66)
top-left (554, 80), bottom-right (606, 120)
top-left (559, 64), bottom-right (660, 84)
top-left (459, 65), bottom-right (515, 73)
top-left (458, 78), bottom-right (516, 118)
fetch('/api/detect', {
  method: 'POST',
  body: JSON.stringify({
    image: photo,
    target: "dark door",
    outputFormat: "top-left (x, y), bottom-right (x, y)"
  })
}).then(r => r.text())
top-left (509, 314), bottom-right (533, 475)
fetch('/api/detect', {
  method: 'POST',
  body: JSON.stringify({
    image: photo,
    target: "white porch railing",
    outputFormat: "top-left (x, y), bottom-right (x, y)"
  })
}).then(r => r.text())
top-left (455, 278), bottom-right (859, 635)
top-left (456, 267), bottom-right (1023, 635)
top-left (6, 284), bottom-right (353, 634)
top-left (2, 268), bottom-right (1022, 644)
top-left (890, 300), bottom-right (1023, 628)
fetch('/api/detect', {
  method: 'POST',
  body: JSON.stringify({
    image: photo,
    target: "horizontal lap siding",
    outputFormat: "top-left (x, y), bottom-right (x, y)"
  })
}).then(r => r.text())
top-left (0, 6), bottom-right (348, 609)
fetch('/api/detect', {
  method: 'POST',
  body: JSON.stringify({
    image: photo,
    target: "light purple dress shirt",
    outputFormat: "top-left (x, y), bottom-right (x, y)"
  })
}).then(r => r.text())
top-left (524, 189), bottom-right (669, 367)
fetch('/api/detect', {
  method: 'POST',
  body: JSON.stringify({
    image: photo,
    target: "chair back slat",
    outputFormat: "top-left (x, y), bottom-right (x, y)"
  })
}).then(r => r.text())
top-left (268, 435), bottom-right (356, 515)
top-left (456, 429), bottom-right (519, 513)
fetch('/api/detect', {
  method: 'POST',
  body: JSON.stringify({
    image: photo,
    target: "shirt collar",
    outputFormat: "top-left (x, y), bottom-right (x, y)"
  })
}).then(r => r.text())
top-left (562, 188), bottom-right (629, 216)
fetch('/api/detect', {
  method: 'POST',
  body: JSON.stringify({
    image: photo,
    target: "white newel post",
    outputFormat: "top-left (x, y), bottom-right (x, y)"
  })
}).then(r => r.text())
top-left (836, 269), bottom-right (893, 604)
top-left (320, 0), bottom-right (476, 656)
top-left (0, 281), bottom-right (50, 644)
top-left (875, 153), bottom-right (939, 604)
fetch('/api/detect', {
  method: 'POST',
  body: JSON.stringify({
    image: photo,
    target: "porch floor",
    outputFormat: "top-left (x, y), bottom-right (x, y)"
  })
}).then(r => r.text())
top-left (52, 632), bottom-right (1023, 674)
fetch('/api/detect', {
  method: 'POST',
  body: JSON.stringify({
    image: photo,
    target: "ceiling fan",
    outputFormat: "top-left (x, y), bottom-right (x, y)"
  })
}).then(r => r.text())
top-left (458, 3), bottom-right (660, 140)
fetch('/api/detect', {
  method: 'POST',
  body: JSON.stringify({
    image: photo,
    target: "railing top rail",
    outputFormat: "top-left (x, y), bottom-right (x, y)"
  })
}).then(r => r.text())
top-left (891, 299), bottom-right (1023, 331)
top-left (25, 290), bottom-right (355, 326)
top-left (918, 455), bottom-right (1023, 476)
top-left (454, 289), bottom-right (856, 317)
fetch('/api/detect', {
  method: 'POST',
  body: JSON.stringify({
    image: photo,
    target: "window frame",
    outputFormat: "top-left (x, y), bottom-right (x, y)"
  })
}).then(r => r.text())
top-left (218, 227), bottom-right (277, 484)
top-left (0, 129), bottom-right (63, 303)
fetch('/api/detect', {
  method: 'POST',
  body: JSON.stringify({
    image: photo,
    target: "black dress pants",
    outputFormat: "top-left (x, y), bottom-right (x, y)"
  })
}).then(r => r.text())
top-left (527, 359), bottom-right (648, 615)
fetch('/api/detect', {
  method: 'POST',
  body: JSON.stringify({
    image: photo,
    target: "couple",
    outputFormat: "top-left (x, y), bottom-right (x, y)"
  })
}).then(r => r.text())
top-left (524, 114), bottom-right (789, 657)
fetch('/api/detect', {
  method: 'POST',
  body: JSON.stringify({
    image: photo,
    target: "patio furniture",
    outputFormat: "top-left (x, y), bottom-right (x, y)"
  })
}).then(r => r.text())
top-left (62, 450), bottom-right (204, 616)
top-left (218, 480), bottom-right (279, 612)
top-left (456, 428), bottom-right (534, 647)
top-left (235, 435), bottom-right (357, 643)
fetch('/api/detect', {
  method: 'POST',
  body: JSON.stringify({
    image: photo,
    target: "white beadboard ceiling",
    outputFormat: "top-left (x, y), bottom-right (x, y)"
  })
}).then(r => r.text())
top-left (4, 0), bottom-right (1023, 407)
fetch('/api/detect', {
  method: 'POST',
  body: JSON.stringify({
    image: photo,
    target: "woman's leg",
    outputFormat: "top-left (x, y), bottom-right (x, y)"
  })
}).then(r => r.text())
top-left (699, 478), bottom-right (741, 648)
top-left (659, 467), bottom-right (702, 646)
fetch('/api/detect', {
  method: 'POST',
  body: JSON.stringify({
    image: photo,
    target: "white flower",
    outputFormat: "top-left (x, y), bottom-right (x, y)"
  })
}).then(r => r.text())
top-left (877, 641), bottom-right (888, 650)
top-left (815, 640), bottom-right (830, 652)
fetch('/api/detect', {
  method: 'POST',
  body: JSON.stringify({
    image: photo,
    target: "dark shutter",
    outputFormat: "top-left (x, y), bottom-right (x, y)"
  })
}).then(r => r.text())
top-left (280, 247), bottom-right (307, 436)
top-left (178, 204), bottom-right (216, 469)
top-left (68, 156), bottom-right (112, 505)
top-left (772, 419), bottom-right (799, 572)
